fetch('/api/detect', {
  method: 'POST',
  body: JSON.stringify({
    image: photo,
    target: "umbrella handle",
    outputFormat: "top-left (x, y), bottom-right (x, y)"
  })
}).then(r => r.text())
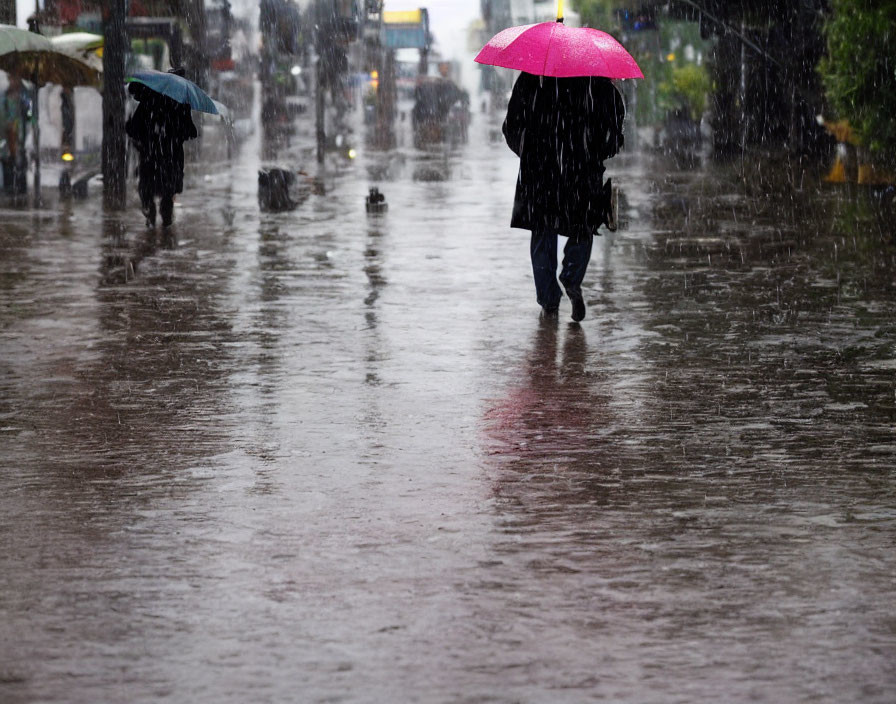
top-left (557, 0), bottom-right (563, 21)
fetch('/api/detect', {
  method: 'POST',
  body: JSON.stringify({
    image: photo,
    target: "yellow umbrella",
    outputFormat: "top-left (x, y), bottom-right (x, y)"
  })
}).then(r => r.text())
top-left (0, 25), bottom-right (99, 87)
top-left (0, 25), bottom-right (101, 200)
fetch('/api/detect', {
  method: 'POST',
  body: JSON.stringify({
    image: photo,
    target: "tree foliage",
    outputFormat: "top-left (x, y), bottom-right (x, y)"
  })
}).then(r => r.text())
top-left (573, 1), bottom-right (712, 127)
top-left (659, 63), bottom-right (711, 121)
top-left (572, 0), bottom-right (619, 30)
top-left (820, 0), bottom-right (896, 164)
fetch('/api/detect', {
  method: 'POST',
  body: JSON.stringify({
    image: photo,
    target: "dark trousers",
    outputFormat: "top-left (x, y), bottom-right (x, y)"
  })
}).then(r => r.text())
top-left (138, 177), bottom-right (174, 227)
top-left (530, 230), bottom-right (593, 309)
top-left (136, 155), bottom-right (180, 227)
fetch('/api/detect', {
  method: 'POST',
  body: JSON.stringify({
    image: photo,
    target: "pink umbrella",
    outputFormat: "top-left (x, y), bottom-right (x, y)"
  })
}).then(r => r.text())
top-left (475, 21), bottom-right (643, 79)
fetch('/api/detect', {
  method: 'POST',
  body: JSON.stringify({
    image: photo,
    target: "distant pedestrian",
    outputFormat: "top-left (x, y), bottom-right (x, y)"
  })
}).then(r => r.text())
top-left (503, 72), bottom-right (625, 321)
top-left (411, 62), bottom-right (466, 145)
top-left (125, 68), bottom-right (197, 227)
top-left (0, 76), bottom-right (30, 196)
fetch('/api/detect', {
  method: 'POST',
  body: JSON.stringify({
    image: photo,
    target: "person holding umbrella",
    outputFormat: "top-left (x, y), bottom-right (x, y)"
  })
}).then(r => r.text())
top-left (0, 23), bottom-right (100, 201)
top-left (476, 3), bottom-right (642, 321)
top-left (125, 68), bottom-right (198, 228)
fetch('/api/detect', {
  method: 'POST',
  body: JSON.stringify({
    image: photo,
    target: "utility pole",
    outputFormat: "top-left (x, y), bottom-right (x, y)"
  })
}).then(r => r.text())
top-left (180, 0), bottom-right (208, 159)
top-left (375, 49), bottom-right (395, 150)
top-left (0, 1), bottom-right (15, 24)
top-left (103, 0), bottom-right (127, 209)
top-left (315, 0), bottom-right (327, 164)
top-left (27, 11), bottom-right (40, 202)
top-left (184, 0), bottom-right (209, 89)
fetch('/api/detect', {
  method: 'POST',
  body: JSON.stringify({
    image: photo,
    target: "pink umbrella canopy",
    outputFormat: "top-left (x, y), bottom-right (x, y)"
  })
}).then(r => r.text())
top-left (475, 21), bottom-right (643, 79)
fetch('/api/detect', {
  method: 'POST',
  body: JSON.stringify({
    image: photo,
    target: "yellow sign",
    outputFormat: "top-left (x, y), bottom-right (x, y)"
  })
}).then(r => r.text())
top-left (383, 9), bottom-right (422, 24)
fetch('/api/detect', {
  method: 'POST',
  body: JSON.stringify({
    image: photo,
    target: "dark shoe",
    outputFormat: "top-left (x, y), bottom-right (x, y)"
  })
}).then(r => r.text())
top-left (540, 305), bottom-right (559, 320)
top-left (566, 287), bottom-right (586, 322)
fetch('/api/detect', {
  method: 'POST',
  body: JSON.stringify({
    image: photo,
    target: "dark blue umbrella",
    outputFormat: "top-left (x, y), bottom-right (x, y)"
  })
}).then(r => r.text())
top-left (125, 69), bottom-right (220, 114)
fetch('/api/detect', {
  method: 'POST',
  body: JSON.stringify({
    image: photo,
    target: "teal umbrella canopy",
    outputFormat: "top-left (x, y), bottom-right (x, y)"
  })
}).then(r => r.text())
top-left (126, 69), bottom-right (220, 114)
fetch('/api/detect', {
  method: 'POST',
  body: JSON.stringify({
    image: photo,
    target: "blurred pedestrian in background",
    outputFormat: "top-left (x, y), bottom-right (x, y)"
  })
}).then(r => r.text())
top-left (1, 76), bottom-right (30, 196)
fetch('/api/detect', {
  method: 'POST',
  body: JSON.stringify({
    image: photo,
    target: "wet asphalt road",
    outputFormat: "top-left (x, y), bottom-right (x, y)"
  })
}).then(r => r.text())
top-left (1, 106), bottom-right (895, 703)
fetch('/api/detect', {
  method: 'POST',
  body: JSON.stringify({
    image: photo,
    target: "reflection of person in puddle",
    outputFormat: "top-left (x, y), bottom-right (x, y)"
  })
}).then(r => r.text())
top-left (481, 321), bottom-right (624, 534)
top-left (484, 322), bottom-right (595, 464)
top-left (100, 220), bottom-right (177, 286)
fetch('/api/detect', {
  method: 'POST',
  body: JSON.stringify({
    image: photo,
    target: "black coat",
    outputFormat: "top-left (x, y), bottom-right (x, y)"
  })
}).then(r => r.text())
top-left (503, 72), bottom-right (625, 239)
top-left (125, 87), bottom-right (197, 197)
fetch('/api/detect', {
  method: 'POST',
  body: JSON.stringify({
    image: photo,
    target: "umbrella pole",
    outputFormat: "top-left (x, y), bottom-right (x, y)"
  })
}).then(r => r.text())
top-left (557, 0), bottom-right (563, 21)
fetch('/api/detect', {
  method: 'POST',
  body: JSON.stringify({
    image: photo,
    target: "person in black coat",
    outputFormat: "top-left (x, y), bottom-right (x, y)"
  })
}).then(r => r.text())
top-left (503, 72), bottom-right (625, 321)
top-left (125, 70), bottom-right (198, 228)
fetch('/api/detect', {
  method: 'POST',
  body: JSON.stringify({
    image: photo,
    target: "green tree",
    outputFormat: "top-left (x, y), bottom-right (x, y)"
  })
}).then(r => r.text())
top-left (572, 0), bottom-right (618, 29)
top-left (820, 0), bottom-right (896, 166)
top-left (659, 63), bottom-right (711, 121)
top-left (574, 2), bottom-right (712, 127)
